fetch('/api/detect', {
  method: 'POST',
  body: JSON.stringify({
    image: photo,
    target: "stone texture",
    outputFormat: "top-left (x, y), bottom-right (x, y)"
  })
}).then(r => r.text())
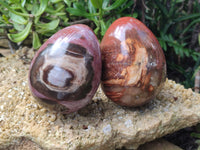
top-left (0, 138), bottom-right (42, 150)
top-left (0, 48), bottom-right (200, 150)
top-left (138, 139), bottom-right (183, 150)
top-left (0, 48), bottom-right (12, 57)
top-left (0, 38), bottom-right (9, 48)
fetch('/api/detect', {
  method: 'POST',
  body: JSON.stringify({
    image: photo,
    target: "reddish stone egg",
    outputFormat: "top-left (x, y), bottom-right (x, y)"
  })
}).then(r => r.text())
top-left (28, 24), bottom-right (101, 113)
top-left (101, 17), bottom-right (166, 107)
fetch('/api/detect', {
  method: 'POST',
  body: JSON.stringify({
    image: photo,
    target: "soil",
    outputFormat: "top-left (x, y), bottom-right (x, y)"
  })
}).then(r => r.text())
top-left (164, 126), bottom-right (199, 150)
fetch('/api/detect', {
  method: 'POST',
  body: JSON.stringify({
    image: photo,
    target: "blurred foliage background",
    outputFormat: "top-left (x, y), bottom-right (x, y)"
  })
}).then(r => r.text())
top-left (0, 0), bottom-right (200, 90)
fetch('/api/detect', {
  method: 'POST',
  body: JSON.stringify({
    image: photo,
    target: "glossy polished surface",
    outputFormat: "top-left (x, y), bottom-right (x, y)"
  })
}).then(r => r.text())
top-left (101, 17), bottom-right (166, 107)
top-left (29, 24), bottom-right (101, 113)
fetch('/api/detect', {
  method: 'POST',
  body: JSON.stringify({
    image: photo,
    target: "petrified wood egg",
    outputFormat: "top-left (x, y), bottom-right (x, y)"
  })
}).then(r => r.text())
top-left (101, 17), bottom-right (166, 107)
top-left (29, 24), bottom-right (101, 113)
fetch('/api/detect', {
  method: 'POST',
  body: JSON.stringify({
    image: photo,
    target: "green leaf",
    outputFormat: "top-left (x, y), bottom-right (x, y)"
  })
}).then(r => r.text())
top-left (94, 26), bottom-right (100, 36)
top-left (198, 33), bottom-right (200, 45)
top-left (184, 48), bottom-right (189, 57)
top-left (153, 0), bottom-right (168, 17)
top-left (8, 0), bottom-right (20, 4)
top-left (50, 0), bottom-right (62, 3)
top-left (66, 6), bottom-right (87, 17)
top-left (158, 38), bottom-right (167, 51)
top-left (32, 0), bottom-right (40, 15)
top-left (0, 1), bottom-right (29, 17)
top-left (73, 3), bottom-right (88, 13)
top-left (88, 0), bottom-right (97, 20)
top-left (36, 19), bottom-right (60, 33)
top-left (102, 0), bottom-right (109, 9)
top-left (21, 0), bottom-right (26, 7)
top-left (8, 22), bottom-right (32, 43)
top-left (174, 13), bottom-right (200, 22)
top-left (13, 23), bottom-right (25, 31)
top-left (175, 0), bottom-right (184, 3)
top-left (46, 5), bottom-right (65, 14)
top-left (88, 0), bottom-right (96, 14)
top-left (100, 20), bottom-right (107, 37)
top-left (33, 32), bottom-right (41, 49)
top-left (64, 0), bottom-right (71, 6)
top-left (66, 3), bottom-right (98, 18)
top-left (34, 0), bottom-right (48, 17)
top-left (182, 18), bottom-right (200, 34)
top-left (132, 12), bottom-right (138, 18)
top-left (196, 0), bottom-right (200, 12)
top-left (34, 16), bottom-right (40, 24)
top-left (191, 132), bottom-right (200, 138)
top-left (9, 12), bottom-right (28, 24)
top-left (103, 0), bottom-right (126, 11)
top-left (45, 5), bottom-right (66, 16)
top-left (117, 0), bottom-right (133, 13)
top-left (90, 0), bottom-right (103, 9)
top-left (2, 15), bottom-right (9, 23)
top-left (168, 1), bottom-right (176, 17)
top-left (162, 21), bottom-right (172, 34)
top-left (192, 66), bottom-right (200, 79)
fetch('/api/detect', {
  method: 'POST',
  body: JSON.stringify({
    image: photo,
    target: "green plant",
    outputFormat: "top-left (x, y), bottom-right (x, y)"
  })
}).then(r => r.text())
top-left (0, 0), bottom-right (136, 47)
top-left (143, 0), bottom-right (200, 89)
top-left (0, 0), bottom-right (67, 49)
top-left (66, 0), bottom-right (136, 39)
top-left (191, 124), bottom-right (200, 149)
top-left (145, 0), bottom-right (200, 59)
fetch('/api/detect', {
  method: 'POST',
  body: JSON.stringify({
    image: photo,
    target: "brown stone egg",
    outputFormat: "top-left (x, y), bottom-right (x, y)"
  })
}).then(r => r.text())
top-left (28, 24), bottom-right (101, 113)
top-left (100, 17), bottom-right (166, 107)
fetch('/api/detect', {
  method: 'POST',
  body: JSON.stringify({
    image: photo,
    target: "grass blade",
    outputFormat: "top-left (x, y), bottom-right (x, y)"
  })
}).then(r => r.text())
top-left (8, 22), bottom-right (32, 43)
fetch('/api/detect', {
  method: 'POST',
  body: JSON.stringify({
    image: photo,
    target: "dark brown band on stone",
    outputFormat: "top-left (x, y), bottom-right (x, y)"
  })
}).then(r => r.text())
top-left (66, 43), bottom-right (87, 58)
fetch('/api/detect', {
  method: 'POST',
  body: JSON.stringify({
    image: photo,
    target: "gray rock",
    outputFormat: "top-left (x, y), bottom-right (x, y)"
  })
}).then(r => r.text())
top-left (0, 49), bottom-right (200, 150)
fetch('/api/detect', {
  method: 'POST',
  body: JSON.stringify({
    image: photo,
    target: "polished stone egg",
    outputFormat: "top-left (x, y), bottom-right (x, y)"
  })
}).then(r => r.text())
top-left (101, 17), bottom-right (166, 107)
top-left (29, 24), bottom-right (101, 113)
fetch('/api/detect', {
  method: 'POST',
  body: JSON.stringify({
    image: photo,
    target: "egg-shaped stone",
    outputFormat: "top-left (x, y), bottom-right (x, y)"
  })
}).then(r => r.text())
top-left (101, 17), bottom-right (166, 107)
top-left (29, 24), bottom-right (101, 113)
